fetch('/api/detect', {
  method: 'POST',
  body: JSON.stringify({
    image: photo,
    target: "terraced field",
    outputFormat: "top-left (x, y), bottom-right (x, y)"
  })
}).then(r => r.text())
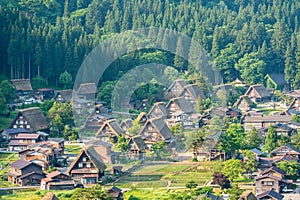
top-left (113, 161), bottom-right (222, 189)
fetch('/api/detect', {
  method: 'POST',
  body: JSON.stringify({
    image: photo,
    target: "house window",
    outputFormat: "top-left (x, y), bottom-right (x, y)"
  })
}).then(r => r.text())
top-left (266, 181), bottom-right (274, 186)
top-left (78, 163), bottom-right (83, 168)
top-left (87, 163), bottom-right (91, 168)
top-left (148, 126), bottom-right (152, 131)
top-left (20, 116), bottom-right (23, 119)
top-left (83, 157), bottom-right (87, 162)
top-left (26, 125), bottom-right (30, 129)
top-left (13, 125), bottom-right (17, 128)
top-left (20, 120), bottom-right (24, 124)
top-left (20, 125), bottom-right (23, 128)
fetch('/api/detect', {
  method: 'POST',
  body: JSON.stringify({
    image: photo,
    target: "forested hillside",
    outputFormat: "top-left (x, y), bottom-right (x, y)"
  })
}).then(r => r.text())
top-left (0, 0), bottom-right (299, 89)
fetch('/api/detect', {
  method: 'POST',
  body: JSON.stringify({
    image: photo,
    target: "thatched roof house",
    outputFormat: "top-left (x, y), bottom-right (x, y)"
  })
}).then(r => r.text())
top-left (9, 107), bottom-right (49, 132)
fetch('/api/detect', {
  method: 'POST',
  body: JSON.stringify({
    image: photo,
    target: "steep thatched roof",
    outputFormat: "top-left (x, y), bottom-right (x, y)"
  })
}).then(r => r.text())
top-left (10, 107), bottom-right (49, 131)
top-left (67, 145), bottom-right (106, 174)
top-left (147, 102), bottom-right (169, 119)
top-left (129, 135), bottom-right (146, 151)
top-left (77, 83), bottom-right (97, 94)
top-left (96, 119), bottom-right (123, 137)
top-left (166, 97), bottom-right (194, 114)
top-left (140, 117), bottom-right (175, 140)
top-left (180, 84), bottom-right (205, 101)
top-left (54, 89), bottom-right (73, 102)
top-left (245, 84), bottom-right (271, 98)
top-left (11, 79), bottom-right (32, 91)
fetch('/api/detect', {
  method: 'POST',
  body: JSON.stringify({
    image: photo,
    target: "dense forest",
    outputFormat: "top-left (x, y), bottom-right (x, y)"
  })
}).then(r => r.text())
top-left (0, 0), bottom-right (299, 92)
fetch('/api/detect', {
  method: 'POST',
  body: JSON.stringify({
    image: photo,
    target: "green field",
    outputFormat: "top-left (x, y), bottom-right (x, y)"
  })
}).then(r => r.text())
top-left (0, 189), bottom-right (74, 200)
top-left (0, 152), bottom-right (18, 188)
top-left (113, 161), bottom-right (222, 189)
top-left (64, 145), bottom-right (82, 154)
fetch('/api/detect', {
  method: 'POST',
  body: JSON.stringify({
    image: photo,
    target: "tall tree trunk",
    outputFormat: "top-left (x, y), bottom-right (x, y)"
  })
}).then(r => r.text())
top-left (28, 53), bottom-right (31, 79)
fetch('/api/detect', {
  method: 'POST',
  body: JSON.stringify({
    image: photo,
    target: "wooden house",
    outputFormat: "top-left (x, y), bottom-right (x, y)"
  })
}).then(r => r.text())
top-left (76, 83), bottom-right (97, 100)
top-left (165, 97), bottom-right (194, 128)
top-left (147, 102), bottom-right (169, 119)
top-left (9, 107), bottom-right (49, 132)
top-left (234, 95), bottom-right (256, 113)
top-left (270, 143), bottom-right (300, 160)
top-left (0, 128), bottom-right (31, 145)
top-left (244, 85), bottom-right (272, 103)
top-left (8, 133), bottom-right (47, 151)
top-left (193, 138), bottom-right (229, 161)
top-left (286, 90), bottom-right (300, 99)
top-left (36, 88), bottom-right (55, 100)
top-left (239, 191), bottom-right (257, 200)
top-left (85, 140), bottom-right (120, 164)
top-left (108, 186), bottom-right (123, 200)
top-left (164, 79), bottom-right (188, 99)
top-left (11, 79), bottom-right (33, 96)
top-left (136, 112), bottom-right (148, 125)
top-left (213, 84), bottom-right (237, 97)
top-left (8, 159), bottom-right (45, 186)
top-left (138, 117), bottom-right (175, 149)
top-left (96, 119), bottom-right (123, 143)
top-left (256, 189), bottom-right (284, 200)
top-left (120, 119), bottom-right (133, 133)
top-left (243, 115), bottom-right (292, 130)
top-left (264, 73), bottom-right (290, 91)
top-left (255, 166), bottom-right (293, 195)
top-left (66, 145), bottom-right (106, 185)
top-left (40, 171), bottom-right (74, 190)
top-left (127, 136), bottom-right (146, 160)
top-left (179, 84), bottom-right (205, 105)
top-left (54, 89), bottom-right (73, 103)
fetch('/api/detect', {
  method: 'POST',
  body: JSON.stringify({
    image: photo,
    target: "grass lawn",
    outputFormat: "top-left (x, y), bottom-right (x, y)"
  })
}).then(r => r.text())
top-left (64, 145), bottom-right (82, 154)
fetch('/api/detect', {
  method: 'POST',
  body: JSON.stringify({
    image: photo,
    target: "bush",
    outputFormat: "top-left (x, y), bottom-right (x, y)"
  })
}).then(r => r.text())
top-left (192, 158), bottom-right (198, 162)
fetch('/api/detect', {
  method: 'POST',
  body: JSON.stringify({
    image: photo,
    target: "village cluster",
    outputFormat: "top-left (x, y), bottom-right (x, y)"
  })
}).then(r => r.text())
top-left (1, 73), bottom-right (300, 200)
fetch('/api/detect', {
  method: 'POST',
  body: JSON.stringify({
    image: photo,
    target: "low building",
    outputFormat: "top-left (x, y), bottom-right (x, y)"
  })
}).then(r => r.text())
top-left (255, 166), bottom-right (292, 194)
top-left (108, 186), bottom-right (123, 200)
top-left (10, 79), bottom-right (33, 96)
top-left (138, 117), bottom-right (175, 149)
top-left (96, 119), bottom-right (123, 143)
top-left (54, 89), bottom-right (73, 103)
top-left (234, 95), bottom-right (256, 113)
top-left (164, 79), bottom-right (188, 100)
top-left (120, 119), bottom-right (133, 134)
top-left (8, 133), bottom-right (48, 151)
top-left (76, 83), bottom-right (97, 100)
top-left (256, 189), bottom-right (284, 200)
top-left (270, 143), bottom-right (300, 160)
top-left (40, 171), bottom-right (74, 190)
top-left (85, 140), bottom-right (120, 164)
top-left (148, 102), bottom-right (169, 119)
top-left (8, 159), bottom-right (45, 186)
top-left (36, 88), bottom-right (55, 100)
top-left (244, 84), bottom-right (272, 103)
top-left (67, 145), bottom-right (106, 185)
top-left (179, 84), bottom-right (206, 105)
top-left (264, 73), bottom-right (289, 92)
top-left (239, 191), bottom-right (257, 200)
top-left (127, 136), bottom-right (146, 160)
top-left (243, 115), bottom-right (292, 130)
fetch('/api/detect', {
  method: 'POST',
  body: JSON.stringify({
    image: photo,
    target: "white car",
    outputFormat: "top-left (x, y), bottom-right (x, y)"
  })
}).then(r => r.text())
top-left (24, 98), bottom-right (36, 104)
top-left (282, 187), bottom-right (294, 193)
